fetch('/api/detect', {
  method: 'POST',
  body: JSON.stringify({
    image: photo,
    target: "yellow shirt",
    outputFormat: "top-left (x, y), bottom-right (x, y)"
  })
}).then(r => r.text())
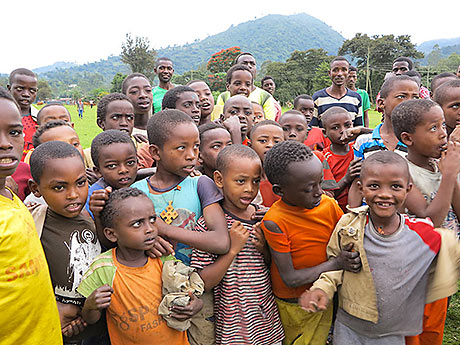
top-left (0, 190), bottom-right (62, 344)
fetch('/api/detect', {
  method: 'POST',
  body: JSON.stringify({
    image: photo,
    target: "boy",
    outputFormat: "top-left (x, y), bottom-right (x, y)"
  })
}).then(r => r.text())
top-left (261, 141), bottom-right (360, 345)
top-left (7, 68), bottom-right (39, 160)
top-left (191, 145), bottom-right (284, 345)
top-left (153, 57), bottom-right (175, 113)
top-left (163, 86), bottom-right (201, 125)
top-left (198, 123), bottom-right (232, 179)
top-left (261, 75), bottom-right (282, 121)
top-left (430, 72), bottom-right (457, 98)
top-left (300, 151), bottom-right (459, 345)
top-left (187, 80), bottom-right (215, 126)
top-left (434, 79), bottom-right (460, 138)
top-left (310, 57), bottom-right (363, 128)
top-left (347, 66), bottom-right (370, 127)
top-left (28, 141), bottom-right (101, 342)
top-left (78, 187), bottom-right (202, 344)
top-left (36, 102), bottom-right (72, 125)
top-left (0, 87), bottom-right (61, 344)
top-left (322, 107), bottom-right (362, 212)
top-left (294, 94), bottom-right (315, 124)
top-left (220, 95), bottom-right (254, 145)
top-left (252, 101), bottom-right (265, 124)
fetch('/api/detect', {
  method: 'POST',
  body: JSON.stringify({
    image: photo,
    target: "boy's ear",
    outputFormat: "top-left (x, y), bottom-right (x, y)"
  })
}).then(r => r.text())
top-left (28, 179), bottom-right (42, 198)
top-left (377, 97), bottom-right (385, 111)
top-left (93, 165), bottom-right (100, 176)
top-left (96, 119), bottom-right (105, 130)
top-left (149, 144), bottom-right (161, 162)
top-left (406, 182), bottom-right (413, 193)
top-left (399, 132), bottom-right (413, 146)
top-left (225, 82), bottom-right (230, 91)
top-left (272, 184), bottom-right (283, 197)
top-left (71, 122), bottom-right (75, 129)
top-left (213, 170), bottom-right (224, 189)
top-left (103, 227), bottom-right (118, 244)
top-left (322, 128), bottom-right (328, 138)
top-left (357, 179), bottom-right (364, 196)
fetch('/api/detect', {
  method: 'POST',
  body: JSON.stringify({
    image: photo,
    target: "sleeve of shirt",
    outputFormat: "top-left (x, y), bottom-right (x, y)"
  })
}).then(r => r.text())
top-left (77, 252), bottom-right (117, 298)
top-left (313, 151), bottom-right (339, 191)
top-left (353, 135), bottom-right (365, 160)
top-left (262, 95), bottom-right (277, 121)
top-left (190, 217), bottom-right (218, 270)
top-left (197, 175), bottom-right (224, 209)
top-left (362, 91), bottom-right (371, 112)
top-left (261, 218), bottom-right (291, 253)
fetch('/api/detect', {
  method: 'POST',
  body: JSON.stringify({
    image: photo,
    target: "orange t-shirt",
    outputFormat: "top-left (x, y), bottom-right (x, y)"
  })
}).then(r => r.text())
top-left (261, 196), bottom-right (343, 299)
top-left (304, 127), bottom-right (330, 151)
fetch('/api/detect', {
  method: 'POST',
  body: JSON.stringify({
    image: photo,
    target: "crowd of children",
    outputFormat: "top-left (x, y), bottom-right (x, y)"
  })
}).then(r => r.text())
top-left (1, 54), bottom-right (460, 345)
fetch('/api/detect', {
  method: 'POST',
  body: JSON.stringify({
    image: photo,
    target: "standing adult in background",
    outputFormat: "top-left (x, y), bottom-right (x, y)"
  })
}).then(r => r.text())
top-left (77, 99), bottom-right (84, 119)
top-left (152, 57), bottom-right (175, 113)
top-left (261, 75), bottom-right (282, 121)
top-left (347, 66), bottom-right (370, 127)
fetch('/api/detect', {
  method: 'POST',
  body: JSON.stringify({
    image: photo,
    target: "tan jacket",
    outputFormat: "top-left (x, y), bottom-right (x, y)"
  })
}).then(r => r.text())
top-left (311, 205), bottom-right (460, 324)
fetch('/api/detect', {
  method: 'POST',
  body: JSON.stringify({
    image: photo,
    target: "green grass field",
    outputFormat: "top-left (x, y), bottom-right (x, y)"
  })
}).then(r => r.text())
top-left (39, 104), bottom-right (459, 344)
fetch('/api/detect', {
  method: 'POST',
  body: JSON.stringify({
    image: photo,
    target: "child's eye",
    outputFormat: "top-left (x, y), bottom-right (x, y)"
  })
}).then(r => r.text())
top-left (193, 144), bottom-right (200, 150)
top-left (274, 139), bottom-right (282, 143)
top-left (73, 142), bottom-right (81, 148)
top-left (150, 215), bottom-right (157, 224)
top-left (258, 139), bottom-right (267, 144)
top-left (127, 160), bottom-right (136, 166)
top-left (77, 179), bottom-right (87, 187)
top-left (10, 129), bottom-right (22, 136)
top-left (230, 110), bottom-right (238, 115)
top-left (430, 125), bottom-right (437, 131)
top-left (106, 164), bottom-right (117, 169)
top-left (211, 144), bottom-right (221, 150)
top-left (254, 178), bottom-right (261, 184)
top-left (331, 126), bottom-right (339, 130)
top-left (177, 146), bottom-right (185, 151)
top-left (132, 220), bottom-right (141, 228)
top-left (53, 185), bottom-right (64, 192)
top-left (111, 115), bottom-right (119, 120)
top-left (236, 179), bottom-right (245, 184)
top-left (368, 183), bottom-right (379, 189)
top-left (127, 115), bottom-right (135, 121)
top-left (392, 184), bottom-right (403, 189)
top-left (282, 127), bottom-right (288, 131)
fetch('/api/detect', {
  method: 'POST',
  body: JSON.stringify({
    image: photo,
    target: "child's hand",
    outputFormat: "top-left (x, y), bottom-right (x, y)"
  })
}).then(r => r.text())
top-left (449, 126), bottom-right (460, 143)
top-left (132, 133), bottom-right (148, 144)
top-left (251, 222), bottom-right (267, 254)
top-left (251, 206), bottom-right (269, 222)
top-left (340, 127), bottom-right (362, 143)
top-left (145, 236), bottom-right (175, 258)
top-left (57, 302), bottom-right (87, 337)
top-left (344, 158), bottom-right (362, 184)
top-left (299, 288), bottom-right (329, 312)
top-left (62, 316), bottom-right (87, 338)
top-left (89, 187), bottom-right (112, 217)
top-left (229, 221), bottom-right (250, 254)
top-left (86, 168), bottom-right (100, 185)
top-left (170, 292), bottom-right (204, 320)
top-left (439, 141), bottom-right (460, 177)
top-left (222, 115), bottom-right (241, 132)
top-left (190, 169), bottom-right (202, 177)
top-left (322, 190), bottom-right (334, 198)
top-left (336, 243), bottom-right (361, 272)
top-left (85, 285), bottom-right (113, 311)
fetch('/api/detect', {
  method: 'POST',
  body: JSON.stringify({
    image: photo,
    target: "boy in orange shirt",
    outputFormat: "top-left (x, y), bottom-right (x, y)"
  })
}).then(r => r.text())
top-left (261, 141), bottom-right (360, 344)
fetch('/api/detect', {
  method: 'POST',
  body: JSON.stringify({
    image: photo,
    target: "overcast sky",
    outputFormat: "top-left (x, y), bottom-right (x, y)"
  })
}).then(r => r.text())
top-left (1, 0), bottom-right (456, 74)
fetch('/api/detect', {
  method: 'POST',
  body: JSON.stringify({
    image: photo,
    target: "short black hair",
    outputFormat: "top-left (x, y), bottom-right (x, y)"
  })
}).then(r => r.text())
top-left (121, 73), bottom-right (149, 94)
top-left (198, 122), bottom-right (228, 146)
top-left (0, 86), bottom-right (20, 110)
top-left (393, 57), bottom-right (413, 70)
top-left (234, 52), bottom-right (255, 65)
top-left (380, 75), bottom-right (417, 98)
top-left (216, 144), bottom-right (260, 173)
top-left (434, 79), bottom-right (460, 106)
top-left (264, 141), bottom-right (314, 186)
top-left (293, 94), bottom-right (313, 109)
top-left (261, 76), bottom-right (274, 85)
top-left (249, 119), bottom-right (281, 139)
top-left (280, 110), bottom-right (307, 124)
top-left (147, 109), bottom-right (195, 147)
top-left (36, 102), bottom-right (70, 125)
top-left (100, 187), bottom-right (149, 228)
top-left (156, 57), bottom-right (173, 67)
top-left (97, 93), bottom-right (132, 127)
top-left (403, 70), bottom-right (422, 86)
top-left (321, 107), bottom-right (351, 128)
top-left (90, 129), bottom-right (136, 168)
top-left (226, 64), bottom-right (253, 84)
top-left (8, 68), bottom-right (36, 84)
top-left (330, 56), bottom-right (349, 68)
top-left (30, 141), bottom-right (84, 183)
top-left (349, 66), bottom-right (358, 73)
top-left (361, 151), bottom-right (409, 181)
top-left (222, 95), bottom-right (253, 114)
top-left (32, 120), bottom-right (73, 148)
top-left (186, 79), bottom-right (207, 87)
top-left (162, 86), bottom-right (196, 110)
top-left (392, 99), bottom-right (439, 141)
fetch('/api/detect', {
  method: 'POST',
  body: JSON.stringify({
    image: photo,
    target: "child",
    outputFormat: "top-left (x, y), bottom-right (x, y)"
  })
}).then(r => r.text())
top-left (197, 123), bottom-right (232, 179)
top-left (252, 101), bottom-right (265, 124)
top-left (293, 94), bottom-right (315, 124)
top-left (187, 80), bottom-right (215, 126)
top-left (261, 76), bottom-right (282, 122)
top-left (28, 141), bottom-right (102, 343)
top-left (190, 145), bottom-right (284, 344)
top-left (300, 151), bottom-right (459, 345)
top-left (430, 72), bottom-right (458, 98)
top-left (434, 79), bottom-right (460, 138)
top-left (7, 68), bottom-right (39, 160)
top-left (122, 73), bottom-right (153, 137)
top-left (0, 87), bottom-right (62, 344)
top-left (36, 102), bottom-right (72, 125)
top-left (261, 141), bottom-right (360, 345)
top-left (220, 95), bottom-right (254, 145)
top-left (78, 187), bottom-right (202, 344)
top-left (322, 107), bottom-right (362, 212)
top-left (163, 86), bottom-right (201, 125)
top-left (153, 57), bottom-right (176, 113)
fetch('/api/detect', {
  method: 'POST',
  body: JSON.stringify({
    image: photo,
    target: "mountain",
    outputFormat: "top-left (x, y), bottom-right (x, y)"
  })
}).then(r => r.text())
top-left (417, 37), bottom-right (460, 54)
top-left (33, 61), bottom-right (78, 74)
top-left (157, 13), bottom-right (345, 74)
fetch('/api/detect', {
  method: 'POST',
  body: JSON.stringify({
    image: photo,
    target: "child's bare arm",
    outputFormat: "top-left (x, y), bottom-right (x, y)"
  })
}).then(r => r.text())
top-left (81, 285), bottom-right (113, 324)
top-left (199, 221), bottom-right (249, 291)
top-left (347, 179), bottom-right (362, 208)
top-left (334, 158), bottom-right (362, 198)
top-left (451, 181), bottom-right (460, 221)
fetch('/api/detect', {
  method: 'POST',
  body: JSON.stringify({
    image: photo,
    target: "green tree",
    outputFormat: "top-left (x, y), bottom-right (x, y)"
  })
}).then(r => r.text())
top-left (89, 88), bottom-right (109, 100)
top-left (37, 80), bottom-right (53, 100)
top-left (121, 33), bottom-right (157, 81)
top-left (427, 45), bottom-right (442, 66)
top-left (111, 73), bottom-right (127, 93)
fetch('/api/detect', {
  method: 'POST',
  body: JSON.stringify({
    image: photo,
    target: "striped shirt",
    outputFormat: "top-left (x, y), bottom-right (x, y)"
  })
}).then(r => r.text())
top-left (311, 88), bottom-right (363, 127)
top-left (190, 210), bottom-right (284, 345)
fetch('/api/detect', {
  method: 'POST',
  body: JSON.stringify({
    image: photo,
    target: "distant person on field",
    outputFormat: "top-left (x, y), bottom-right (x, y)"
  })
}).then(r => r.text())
top-left (347, 66), bottom-right (370, 127)
top-left (77, 99), bottom-right (84, 119)
top-left (152, 57), bottom-right (175, 113)
top-left (261, 75), bottom-right (282, 121)
top-left (7, 68), bottom-right (39, 160)
top-left (310, 56), bottom-right (363, 128)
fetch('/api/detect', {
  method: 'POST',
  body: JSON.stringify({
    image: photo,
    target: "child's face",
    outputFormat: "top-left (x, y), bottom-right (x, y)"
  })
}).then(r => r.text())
top-left (262, 78), bottom-right (275, 95)
top-left (280, 156), bottom-right (323, 209)
top-left (189, 81), bottom-right (214, 118)
top-left (226, 70), bottom-right (253, 97)
top-left (0, 99), bottom-right (23, 179)
top-left (380, 80), bottom-right (420, 118)
top-left (96, 142), bottom-right (138, 189)
top-left (175, 91), bottom-right (201, 126)
top-left (217, 157), bottom-right (261, 211)
top-left (34, 156), bottom-right (88, 218)
top-left (155, 60), bottom-right (174, 83)
top-left (439, 87), bottom-right (460, 130)
top-left (324, 112), bottom-right (353, 145)
top-left (252, 103), bottom-right (265, 124)
top-left (404, 106), bottom-right (447, 159)
top-left (40, 125), bottom-right (84, 158)
top-left (250, 125), bottom-right (284, 163)
top-left (8, 74), bottom-right (38, 112)
top-left (329, 61), bottom-right (349, 87)
top-left (100, 100), bottom-right (135, 135)
top-left (359, 163), bottom-right (411, 220)
top-left (38, 105), bottom-right (71, 125)
top-left (200, 128), bottom-right (232, 172)
top-left (154, 122), bottom-right (200, 177)
top-left (294, 99), bottom-right (315, 123)
top-left (223, 96), bottom-right (254, 138)
top-left (347, 70), bottom-right (357, 89)
top-left (279, 114), bottom-right (309, 143)
top-left (107, 196), bottom-right (158, 251)
top-left (125, 77), bottom-right (153, 114)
